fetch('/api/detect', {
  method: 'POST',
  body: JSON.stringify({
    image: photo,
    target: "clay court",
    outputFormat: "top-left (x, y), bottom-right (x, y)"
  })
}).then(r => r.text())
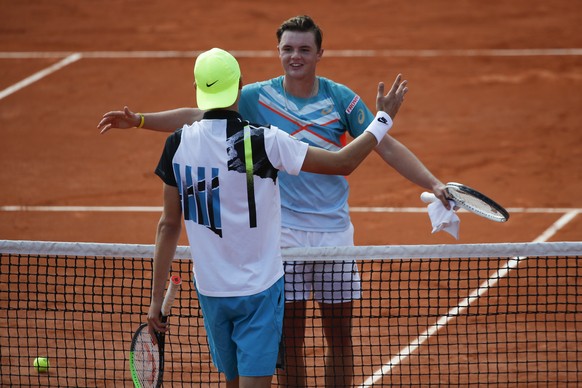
top-left (1, 0), bottom-right (581, 244)
top-left (1, 0), bottom-right (581, 386)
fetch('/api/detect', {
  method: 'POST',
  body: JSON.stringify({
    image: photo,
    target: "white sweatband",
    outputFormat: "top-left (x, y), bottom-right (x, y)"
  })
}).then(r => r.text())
top-left (364, 111), bottom-right (393, 144)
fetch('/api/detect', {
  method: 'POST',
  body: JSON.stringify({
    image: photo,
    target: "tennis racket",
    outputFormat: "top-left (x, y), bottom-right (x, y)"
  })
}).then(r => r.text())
top-left (129, 275), bottom-right (182, 388)
top-left (420, 182), bottom-right (510, 222)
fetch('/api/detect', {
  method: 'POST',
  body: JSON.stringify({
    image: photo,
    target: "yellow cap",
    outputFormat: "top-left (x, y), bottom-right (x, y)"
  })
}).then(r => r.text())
top-left (194, 48), bottom-right (241, 110)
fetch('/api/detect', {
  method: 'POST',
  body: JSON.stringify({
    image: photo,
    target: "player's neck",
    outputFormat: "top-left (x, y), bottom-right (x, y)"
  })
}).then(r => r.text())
top-left (282, 76), bottom-right (318, 99)
top-left (208, 102), bottom-right (239, 113)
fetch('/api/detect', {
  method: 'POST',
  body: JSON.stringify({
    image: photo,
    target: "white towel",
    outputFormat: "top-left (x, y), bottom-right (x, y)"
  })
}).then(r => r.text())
top-left (427, 200), bottom-right (460, 239)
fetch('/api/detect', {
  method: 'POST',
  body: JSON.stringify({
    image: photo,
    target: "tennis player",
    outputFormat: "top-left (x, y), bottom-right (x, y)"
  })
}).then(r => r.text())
top-left (146, 47), bottom-right (406, 388)
top-left (99, 15), bottom-right (447, 387)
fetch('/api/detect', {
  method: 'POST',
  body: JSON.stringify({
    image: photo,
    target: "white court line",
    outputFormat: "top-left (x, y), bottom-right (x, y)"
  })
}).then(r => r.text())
top-left (0, 48), bottom-right (581, 59)
top-left (358, 209), bottom-right (581, 387)
top-left (1, 48), bottom-right (578, 99)
top-left (533, 210), bottom-right (580, 242)
top-left (1, 205), bottom-right (582, 213)
top-left (0, 53), bottom-right (82, 100)
top-left (0, 205), bottom-right (162, 212)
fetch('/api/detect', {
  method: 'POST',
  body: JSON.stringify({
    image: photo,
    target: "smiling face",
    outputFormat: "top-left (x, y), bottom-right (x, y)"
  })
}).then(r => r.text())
top-left (278, 30), bottom-right (323, 81)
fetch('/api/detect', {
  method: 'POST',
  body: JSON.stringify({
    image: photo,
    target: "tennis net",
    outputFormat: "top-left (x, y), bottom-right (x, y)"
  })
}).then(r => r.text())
top-left (1, 240), bottom-right (582, 387)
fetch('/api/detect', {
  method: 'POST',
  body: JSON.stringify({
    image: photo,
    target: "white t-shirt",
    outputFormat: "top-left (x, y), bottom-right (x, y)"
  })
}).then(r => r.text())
top-left (155, 110), bottom-right (309, 297)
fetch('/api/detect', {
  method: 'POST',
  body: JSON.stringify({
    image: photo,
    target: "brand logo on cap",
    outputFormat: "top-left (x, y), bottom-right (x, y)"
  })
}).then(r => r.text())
top-left (206, 80), bottom-right (219, 87)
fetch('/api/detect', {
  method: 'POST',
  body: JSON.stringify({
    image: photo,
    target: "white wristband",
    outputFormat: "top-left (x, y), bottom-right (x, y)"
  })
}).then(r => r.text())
top-left (364, 111), bottom-right (393, 144)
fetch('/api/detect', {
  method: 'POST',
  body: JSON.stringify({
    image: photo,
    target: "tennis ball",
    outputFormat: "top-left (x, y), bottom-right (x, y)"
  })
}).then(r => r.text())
top-left (33, 357), bottom-right (49, 373)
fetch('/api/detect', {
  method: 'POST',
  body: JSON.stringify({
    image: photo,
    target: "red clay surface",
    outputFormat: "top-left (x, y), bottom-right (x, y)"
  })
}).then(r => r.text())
top-left (1, 1), bottom-right (581, 386)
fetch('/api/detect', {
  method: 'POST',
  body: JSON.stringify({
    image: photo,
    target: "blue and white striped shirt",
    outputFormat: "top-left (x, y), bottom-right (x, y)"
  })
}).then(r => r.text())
top-left (240, 76), bottom-right (374, 232)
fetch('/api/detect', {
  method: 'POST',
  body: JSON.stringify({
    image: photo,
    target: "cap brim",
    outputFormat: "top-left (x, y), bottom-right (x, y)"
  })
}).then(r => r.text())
top-left (196, 83), bottom-right (239, 110)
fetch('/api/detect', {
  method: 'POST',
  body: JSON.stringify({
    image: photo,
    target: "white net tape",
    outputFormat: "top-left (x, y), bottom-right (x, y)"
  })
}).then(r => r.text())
top-left (2, 240), bottom-right (582, 260)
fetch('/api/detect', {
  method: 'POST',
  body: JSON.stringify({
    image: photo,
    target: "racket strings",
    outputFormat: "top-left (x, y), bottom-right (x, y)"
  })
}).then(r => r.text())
top-left (132, 330), bottom-right (161, 386)
top-left (451, 190), bottom-right (506, 221)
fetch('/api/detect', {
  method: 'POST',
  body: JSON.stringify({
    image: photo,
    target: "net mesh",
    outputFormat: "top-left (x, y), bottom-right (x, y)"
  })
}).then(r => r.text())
top-left (1, 240), bottom-right (582, 387)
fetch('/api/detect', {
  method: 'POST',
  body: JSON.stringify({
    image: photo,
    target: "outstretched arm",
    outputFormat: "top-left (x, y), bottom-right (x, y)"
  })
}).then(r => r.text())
top-left (98, 106), bottom-right (203, 134)
top-left (376, 135), bottom-right (446, 193)
top-left (301, 74), bottom-right (407, 175)
top-left (375, 135), bottom-right (448, 207)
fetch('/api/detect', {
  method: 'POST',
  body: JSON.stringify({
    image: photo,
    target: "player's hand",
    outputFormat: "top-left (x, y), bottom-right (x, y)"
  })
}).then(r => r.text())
top-left (432, 182), bottom-right (454, 210)
top-left (146, 302), bottom-right (167, 345)
top-left (97, 106), bottom-right (140, 134)
top-left (376, 74), bottom-right (408, 119)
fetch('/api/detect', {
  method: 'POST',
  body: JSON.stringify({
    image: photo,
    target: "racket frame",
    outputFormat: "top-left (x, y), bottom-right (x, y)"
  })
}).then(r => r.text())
top-left (129, 323), bottom-right (162, 388)
top-left (129, 275), bottom-right (182, 388)
top-left (421, 182), bottom-right (509, 222)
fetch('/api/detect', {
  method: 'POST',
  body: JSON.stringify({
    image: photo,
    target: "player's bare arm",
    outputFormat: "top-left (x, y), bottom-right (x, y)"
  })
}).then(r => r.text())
top-left (98, 106), bottom-right (203, 134)
top-left (375, 136), bottom-right (449, 207)
top-left (302, 75), bottom-right (407, 175)
top-left (147, 183), bottom-right (182, 343)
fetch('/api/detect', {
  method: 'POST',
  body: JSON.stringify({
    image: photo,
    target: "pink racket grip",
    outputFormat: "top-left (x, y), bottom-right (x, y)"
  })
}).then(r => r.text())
top-left (161, 275), bottom-right (182, 317)
top-left (170, 275), bottom-right (182, 286)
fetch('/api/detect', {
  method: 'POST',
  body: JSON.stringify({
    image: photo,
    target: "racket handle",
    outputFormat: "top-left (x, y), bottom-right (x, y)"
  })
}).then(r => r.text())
top-left (420, 192), bottom-right (438, 203)
top-left (160, 275), bottom-right (182, 317)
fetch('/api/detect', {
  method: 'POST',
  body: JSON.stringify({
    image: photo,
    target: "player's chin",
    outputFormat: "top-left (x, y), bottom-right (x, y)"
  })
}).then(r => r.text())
top-left (285, 64), bottom-right (305, 76)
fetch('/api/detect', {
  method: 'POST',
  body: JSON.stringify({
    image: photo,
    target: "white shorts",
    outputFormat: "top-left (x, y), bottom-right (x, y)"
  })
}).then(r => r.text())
top-left (281, 224), bottom-right (361, 304)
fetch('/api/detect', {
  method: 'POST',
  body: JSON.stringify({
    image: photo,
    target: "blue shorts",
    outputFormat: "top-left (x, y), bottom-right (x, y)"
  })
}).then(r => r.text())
top-left (196, 277), bottom-right (284, 381)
